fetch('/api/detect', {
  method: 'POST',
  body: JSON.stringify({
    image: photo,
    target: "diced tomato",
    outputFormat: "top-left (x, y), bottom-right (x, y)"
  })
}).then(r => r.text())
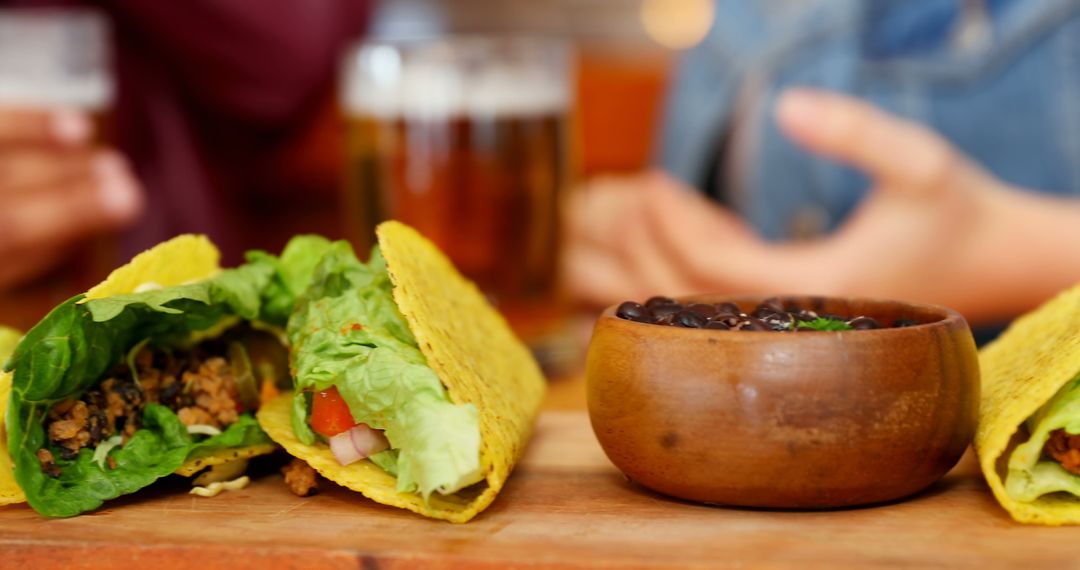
top-left (310, 387), bottom-right (357, 437)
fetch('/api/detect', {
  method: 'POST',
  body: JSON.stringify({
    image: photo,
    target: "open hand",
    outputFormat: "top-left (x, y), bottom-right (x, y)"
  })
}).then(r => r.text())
top-left (565, 89), bottom-right (1078, 323)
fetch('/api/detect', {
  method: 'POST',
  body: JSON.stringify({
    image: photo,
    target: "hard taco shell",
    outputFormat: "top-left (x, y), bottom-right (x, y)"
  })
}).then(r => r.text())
top-left (977, 283), bottom-right (1080, 524)
top-left (0, 234), bottom-right (278, 506)
top-left (257, 221), bottom-right (546, 522)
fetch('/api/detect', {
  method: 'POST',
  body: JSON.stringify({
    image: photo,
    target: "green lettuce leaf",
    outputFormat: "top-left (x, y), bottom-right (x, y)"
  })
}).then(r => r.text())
top-left (288, 242), bottom-right (482, 498)
top-left (796, 317), bottom-right (853, 331)
top-left (246, 235), bottom-right (336, 327)
top-left (8, 403), bottom-right (195, 517)
top-left (185, 413), bottom-right (275, 463)
top-left (4, 236), bottom-right (319, 517)
top-left (1005, 374), bottom-right (1080, 501)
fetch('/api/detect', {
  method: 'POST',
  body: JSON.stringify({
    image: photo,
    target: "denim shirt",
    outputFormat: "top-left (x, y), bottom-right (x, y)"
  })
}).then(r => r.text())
top-left (659, 0), bottom-right (1080, 240)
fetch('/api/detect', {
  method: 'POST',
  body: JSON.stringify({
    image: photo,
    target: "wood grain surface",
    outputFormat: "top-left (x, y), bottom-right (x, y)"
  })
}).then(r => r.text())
top-left (0, 378), bottom-right (1075, 570)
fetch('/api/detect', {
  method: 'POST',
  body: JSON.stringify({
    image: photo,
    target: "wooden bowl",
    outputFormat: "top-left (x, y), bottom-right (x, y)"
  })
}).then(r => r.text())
top-left (586, 295), bottom-right (979, 508)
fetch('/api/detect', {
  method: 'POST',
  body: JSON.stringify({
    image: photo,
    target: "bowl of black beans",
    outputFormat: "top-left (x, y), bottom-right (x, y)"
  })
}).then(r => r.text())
top-left (586, 295), bottom-right (979, 509)
top-left (614, 296), bottom-right (919, 332)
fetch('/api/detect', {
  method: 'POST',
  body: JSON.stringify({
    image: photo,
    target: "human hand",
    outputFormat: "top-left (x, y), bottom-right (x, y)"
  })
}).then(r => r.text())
top-left (0, 108), bottom-right (143, 290)
top-left (565, 89), bottom-right (1066, 323)
top-left (563, 169), bottom-right (770, 305)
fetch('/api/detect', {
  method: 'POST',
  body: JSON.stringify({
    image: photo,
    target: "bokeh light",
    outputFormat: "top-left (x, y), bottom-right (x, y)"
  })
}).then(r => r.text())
top-left (639, 0), bottom-right (715, 50)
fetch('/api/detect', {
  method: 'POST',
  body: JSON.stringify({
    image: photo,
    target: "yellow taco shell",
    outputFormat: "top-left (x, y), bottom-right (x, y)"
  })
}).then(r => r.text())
top-left (977, 283), bottom-right (1080, 524)
top-left (0, 372), bottom-right (24, 506)
top-left (258, 221), bottom-right (546, 522)
top-left (0, 234), bottom-right (276, 505)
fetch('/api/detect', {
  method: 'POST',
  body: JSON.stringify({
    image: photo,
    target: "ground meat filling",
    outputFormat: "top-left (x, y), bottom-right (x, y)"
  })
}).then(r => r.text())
top-left (1046, 429), bottom-right (1080, 475)
top-left (38, 345), bottom-right (243, 477)
top-left (282, 458), bottom-right (319, 497)
top-left (36, 449), bottom-right (60, 478)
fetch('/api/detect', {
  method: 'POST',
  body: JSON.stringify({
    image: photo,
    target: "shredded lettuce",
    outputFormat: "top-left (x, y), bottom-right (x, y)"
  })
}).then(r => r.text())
top-left (90, 435), bottom-right (123, 470)
top-left (1006, 374), bottom-right (1080, 501)
top-left (287, 242), bottom-right (482, 499)
top-left (246, 235), bottom-right (336, 327)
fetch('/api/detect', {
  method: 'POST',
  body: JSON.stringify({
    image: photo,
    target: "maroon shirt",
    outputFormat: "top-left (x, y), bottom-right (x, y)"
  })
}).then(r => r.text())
top-left (14, 0), bottom-right (370, 263)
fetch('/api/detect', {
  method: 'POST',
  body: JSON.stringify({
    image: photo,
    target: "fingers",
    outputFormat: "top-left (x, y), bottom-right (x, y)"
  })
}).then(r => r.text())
top-left (563, 170), bottom-right (780, 304)
top-left (640, 174), bottom-right (788, 294)
top-left (0, 147), bottom-right (97, 192)
top-left (0, 108), bottom-right (92, 146)
top-left (776, 88), bottom-right (975, 195)
top-left (563, 172), bottom-right (689, 305)
top-left (0, 151), bottom-right (143, 254)
top-left (563, 240), bottom-right (645, 307)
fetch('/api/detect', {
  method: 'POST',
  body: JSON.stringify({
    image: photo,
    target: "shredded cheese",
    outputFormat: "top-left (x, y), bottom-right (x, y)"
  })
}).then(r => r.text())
top-left (186, 424), bottom-right (222, 437)
top-left (189, 475), bottom-right (251, 498)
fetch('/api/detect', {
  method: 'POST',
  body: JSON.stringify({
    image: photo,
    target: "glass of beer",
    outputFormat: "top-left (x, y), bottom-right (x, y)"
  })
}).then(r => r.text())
top-left (0, 8), bottom-right (114, 329)
top-left (341, 36), bottom-right (573, 360)
top-left (0, 8), bottom-right (112, 125)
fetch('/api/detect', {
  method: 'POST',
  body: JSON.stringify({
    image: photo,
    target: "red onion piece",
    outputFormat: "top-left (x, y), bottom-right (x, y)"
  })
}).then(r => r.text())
top-left (349, 423), bottom-right (390, 457)
top-left (328, 424), bottom-right (389, 466)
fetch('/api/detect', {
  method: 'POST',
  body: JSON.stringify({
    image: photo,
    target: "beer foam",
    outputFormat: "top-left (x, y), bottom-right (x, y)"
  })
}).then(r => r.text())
top-left (0, 79), bottom-right (112, 110)
top-left (0, 9), bottom-right (113, 109)
top-left (342, 45), bottom-right (569, 119)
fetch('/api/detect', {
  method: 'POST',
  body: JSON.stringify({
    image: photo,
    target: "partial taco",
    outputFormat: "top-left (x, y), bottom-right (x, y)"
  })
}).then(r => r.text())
top-left (0, 234), bottom-right (331, 516)
top-left (257, 221), bottom-right (546, 523)
top-left (977, 283), bottom-right (1080, 524)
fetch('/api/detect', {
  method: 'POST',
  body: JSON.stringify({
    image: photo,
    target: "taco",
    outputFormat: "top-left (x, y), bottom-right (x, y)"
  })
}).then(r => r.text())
top-left (977, 282), bottom-right (1080, 524)
top-left (256, 221), bottom-right (546, 523)
top-left (0, 234), bottom-right (332, 516)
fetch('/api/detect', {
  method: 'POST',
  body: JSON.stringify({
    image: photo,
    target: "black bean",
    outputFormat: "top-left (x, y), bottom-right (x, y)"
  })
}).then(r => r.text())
top-left (645, 296), bottom-right (678, 309)
top-left (741, 317), bottom-right (769, 331)
top-left (758, 297), bottom-right (786, 314)
top-left (716, 302), bottom-right (740, 315)
top-left (686, 303), bottom-right (720, 319)
top-left (616, 301), bottom-right (655, 323)
top-left (793, 309), bottom-right (818, 321)
top-left (161, 382), bottom-right (184, 409)
top-left (651, 304), bottom-right (682, 319)
top-left (894, 318), bottom-right (918, 328)
top-left (848, 316), bottom-right (881, 330)
top-left (704, 320), bottom-right (731, 330)
top-left (763, 312), bottom-right (795, 331)
top-left (751, 306), bottom-right (777, 319)
top-left (673, 310), bottom-right (707, 328)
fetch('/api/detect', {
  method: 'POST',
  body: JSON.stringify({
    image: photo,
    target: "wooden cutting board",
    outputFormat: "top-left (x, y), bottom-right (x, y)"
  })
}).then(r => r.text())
top-left (0, 410), bottom-right (1075, 570)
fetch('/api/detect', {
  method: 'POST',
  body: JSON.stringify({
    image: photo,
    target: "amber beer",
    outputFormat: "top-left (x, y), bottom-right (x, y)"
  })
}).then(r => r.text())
top-left (342, 38), bottom-right (571, 340)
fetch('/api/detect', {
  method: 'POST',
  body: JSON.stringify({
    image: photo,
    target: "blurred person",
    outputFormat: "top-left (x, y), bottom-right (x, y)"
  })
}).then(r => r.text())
top-left (0, 1), bottom-right (370, 292)
top-left (565, 0), bottom-right (1080, 326)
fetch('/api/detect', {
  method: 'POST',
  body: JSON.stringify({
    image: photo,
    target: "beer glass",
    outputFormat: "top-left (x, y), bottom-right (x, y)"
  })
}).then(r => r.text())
top-left (0, 8), bottom-right (112, 120)
top-left (0, 8), bottom-right (114, 328)
top-left (341, 37), bottom-right (572, 348)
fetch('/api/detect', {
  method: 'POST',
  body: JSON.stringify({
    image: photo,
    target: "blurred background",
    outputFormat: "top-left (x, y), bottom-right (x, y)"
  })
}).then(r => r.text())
top-left (0, 0), bottom-right (696, 331)
top-left (3, 0), bottom-right (1080, 368)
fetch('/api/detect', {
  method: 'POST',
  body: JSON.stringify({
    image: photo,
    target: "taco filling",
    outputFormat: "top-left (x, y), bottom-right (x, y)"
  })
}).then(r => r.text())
top-left (36, 327), bottom-right (282, 479)
top-left (2, 233), bottom-right (335, 517)
top-left (1004, 374), bottom-right (1080, 502)
top-left (257, 221), bottom-right (545, 523)
top-left (285, 242), bottom-right (483, 499)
